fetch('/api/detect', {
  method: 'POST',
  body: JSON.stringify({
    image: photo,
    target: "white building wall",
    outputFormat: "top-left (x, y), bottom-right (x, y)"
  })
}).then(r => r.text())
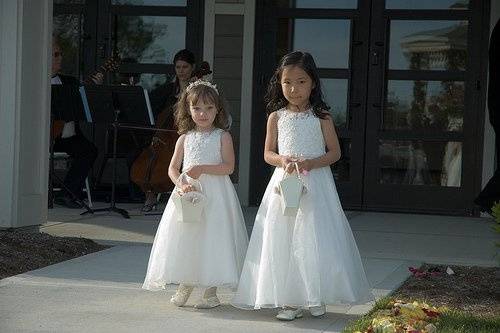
top-left (0, 0), bottom-right (52, 228)
top-left (205, 0), bottom-right (255, 206)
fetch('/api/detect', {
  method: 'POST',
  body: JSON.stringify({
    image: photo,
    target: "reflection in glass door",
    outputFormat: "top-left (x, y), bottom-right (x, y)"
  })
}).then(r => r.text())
top-left (363, 0), bottom-right (487, 214)
top-left (54, 0), bottom-right (203, 96)
top-left (252, 0), bottom-right (488, 215)
top-left (53, 0), bottom-right (89, 79)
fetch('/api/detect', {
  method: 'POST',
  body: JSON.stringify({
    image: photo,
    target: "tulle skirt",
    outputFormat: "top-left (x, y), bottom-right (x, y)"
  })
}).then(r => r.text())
top-left (232, 167), bottom-right (373, 309)
top-left (143, 174), bottom-right (249, 290)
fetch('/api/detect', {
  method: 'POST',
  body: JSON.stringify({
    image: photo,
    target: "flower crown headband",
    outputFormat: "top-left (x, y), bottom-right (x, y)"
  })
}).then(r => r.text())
top-left (186, 79), bottom-right (219, 95)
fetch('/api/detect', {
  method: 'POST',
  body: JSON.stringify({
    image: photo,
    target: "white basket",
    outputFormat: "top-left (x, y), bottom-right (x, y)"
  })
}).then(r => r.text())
top-left (278, 163), bottom-right (306, 217)
top-left (171, 173), bottom-right (206, 223)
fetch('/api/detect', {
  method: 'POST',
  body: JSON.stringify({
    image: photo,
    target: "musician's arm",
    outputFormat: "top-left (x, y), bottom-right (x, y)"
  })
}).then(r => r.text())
top-left (89, 72), bottom-right (104, 85)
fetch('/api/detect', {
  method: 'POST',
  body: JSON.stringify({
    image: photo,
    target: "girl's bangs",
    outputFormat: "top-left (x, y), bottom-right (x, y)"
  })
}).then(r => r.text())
top-left (188, 87), bottom-right (218, 106)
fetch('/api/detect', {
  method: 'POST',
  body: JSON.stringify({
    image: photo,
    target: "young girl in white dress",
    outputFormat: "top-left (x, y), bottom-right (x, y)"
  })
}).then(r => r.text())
top-left (143, 80), bottom-right (249, 309)
top-left (232, 51), bottom-right (372, 320)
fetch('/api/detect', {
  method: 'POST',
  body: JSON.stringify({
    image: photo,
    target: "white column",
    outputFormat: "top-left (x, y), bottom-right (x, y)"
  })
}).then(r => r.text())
top-left (0, 0), bottom-right (52, 228)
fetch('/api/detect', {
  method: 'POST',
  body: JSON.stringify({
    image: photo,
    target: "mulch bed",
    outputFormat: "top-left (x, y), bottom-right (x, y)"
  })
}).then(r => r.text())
top-left (392, 264), bottom-right (500, 317)
top-left (0, 230), bottom-right (109, 280)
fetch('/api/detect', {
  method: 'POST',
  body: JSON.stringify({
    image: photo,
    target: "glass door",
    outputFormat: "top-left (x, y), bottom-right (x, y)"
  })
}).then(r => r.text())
top-left (252, 0), bottom-right (489, 215)
top-left (250, 0), bottom-right (371, 208)
top-left (53, 0), bottom-right (93, 79)
top-left (53, 0), bottom-right (204, 192)
top-left (363, 0), bottom-right (487, 214)
top-left (54, 0), bottom-right (204, 99)
top-left (107, 0), bottom-right (203, 92)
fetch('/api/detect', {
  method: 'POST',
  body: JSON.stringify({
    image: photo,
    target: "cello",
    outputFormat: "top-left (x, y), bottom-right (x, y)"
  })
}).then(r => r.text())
top-left (130, 61), bottom-right (212, 199)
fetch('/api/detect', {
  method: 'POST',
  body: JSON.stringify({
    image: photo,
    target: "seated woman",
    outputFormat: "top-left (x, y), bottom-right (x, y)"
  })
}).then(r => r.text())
top-left (131, 49), bottom-right (197, 212)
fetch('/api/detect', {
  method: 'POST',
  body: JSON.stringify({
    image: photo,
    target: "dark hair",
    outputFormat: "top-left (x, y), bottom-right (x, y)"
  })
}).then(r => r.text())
top-left (52, 34), bottom-right (61, 47)
top-left (264, 51), bottom-right (330, 119)
top-left (174, 83), bottom-right (230, 134)
top-left (173, 49), bottom-right (195, 66)
top-left (172, 49), bottom-right (195, 92)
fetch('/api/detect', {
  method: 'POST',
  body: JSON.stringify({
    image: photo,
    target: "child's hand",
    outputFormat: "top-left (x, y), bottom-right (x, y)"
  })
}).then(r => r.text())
top-left (280, 156), bottom-right (297, 173)
top-left (186, 165), bottom-right (203, 179)
top-left (296, 159), bottom-right (313, 173)
top-left (180, 184), bottom-right (194, 193)
top-left (285, 163), bottom-right (297, 174)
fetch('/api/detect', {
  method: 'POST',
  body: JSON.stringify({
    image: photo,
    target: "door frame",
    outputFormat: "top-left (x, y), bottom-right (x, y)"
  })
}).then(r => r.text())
top-left (362, 0), bottom-right (490, 215)
top-left (54, 0), bottom-right (205, 82)
top-left (250, 0), bottom-right (491, 215)
top-left (249, 0), bottom-right (373, 208)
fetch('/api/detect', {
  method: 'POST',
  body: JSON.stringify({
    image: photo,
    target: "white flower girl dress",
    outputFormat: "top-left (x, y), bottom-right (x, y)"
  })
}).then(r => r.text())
top-left (233, 108), bottom-right (372, 309)
top-left (143, 128), bottom-right (249, 290)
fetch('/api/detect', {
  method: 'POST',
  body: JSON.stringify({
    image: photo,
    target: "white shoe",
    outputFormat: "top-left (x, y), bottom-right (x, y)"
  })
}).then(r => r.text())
top-left (276, 308), bottom-right (303, 321)
top-left (194, 296), bottom-right (221, 309)
top-left (170, 285), bottom-right (193, 307)
top-left (309, 304), bottom-right (326, 317)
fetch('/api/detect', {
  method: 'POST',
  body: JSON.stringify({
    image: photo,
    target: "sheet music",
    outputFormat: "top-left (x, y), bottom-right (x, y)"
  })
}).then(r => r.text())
top-left (79, 86), bottom-right (92, 122)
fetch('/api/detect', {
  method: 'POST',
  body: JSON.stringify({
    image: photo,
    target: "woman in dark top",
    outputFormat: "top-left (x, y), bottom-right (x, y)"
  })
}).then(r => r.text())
top-left (137, 49), bottom-right (196, 212)
top-left (149, 49), bottom-right (196, 125)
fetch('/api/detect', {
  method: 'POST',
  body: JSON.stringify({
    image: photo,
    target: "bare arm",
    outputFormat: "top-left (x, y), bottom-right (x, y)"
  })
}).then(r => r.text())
top-left (186, 131), bottom-right (235, 178)
top-left (264, 112), bottom-right (295, 171)
top-left (296, 115), bottom-right (341, 171)
top-left (168, 134), bottom-right (186, 186)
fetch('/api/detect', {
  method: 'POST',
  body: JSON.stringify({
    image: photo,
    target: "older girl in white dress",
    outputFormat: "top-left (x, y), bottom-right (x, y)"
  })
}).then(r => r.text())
top-left (232, 51), bottom-right (372, 320)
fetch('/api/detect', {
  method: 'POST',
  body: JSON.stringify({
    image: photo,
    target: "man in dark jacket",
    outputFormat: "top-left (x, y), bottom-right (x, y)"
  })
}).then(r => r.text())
top-left (475, 19), bottom-right (500, 213)
top-left (51, 39), bottom-right (98, 208)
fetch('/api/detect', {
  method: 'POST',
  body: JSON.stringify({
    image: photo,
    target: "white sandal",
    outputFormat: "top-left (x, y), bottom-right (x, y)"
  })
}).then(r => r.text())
top-left (276, 307), bottom-right (303, 321)
top-left (309, 304), bottom-right (326, 317)
top-left (194, 296), bottom-right (221, 309)
top-left (170, 284), bottom-right (194, 307)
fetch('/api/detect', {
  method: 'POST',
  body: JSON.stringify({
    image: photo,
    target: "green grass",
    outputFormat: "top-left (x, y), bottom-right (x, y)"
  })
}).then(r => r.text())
top-left (342, 298), bottom-right (500, 333)
top-left (435, 310), bottom-right (500, 333)
top-left (342, 297), bottom-right (392, 333)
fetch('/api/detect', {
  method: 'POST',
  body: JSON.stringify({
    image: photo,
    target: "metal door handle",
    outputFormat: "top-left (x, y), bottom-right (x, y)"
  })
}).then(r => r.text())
top-left (371, 51), bottom-right (379, 65)
top-left (97, 43), bottom-right (106, 58)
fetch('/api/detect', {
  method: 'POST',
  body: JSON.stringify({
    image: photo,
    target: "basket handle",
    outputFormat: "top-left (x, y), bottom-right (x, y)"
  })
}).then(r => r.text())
top-left (281, 162), bottom-right (301, 181)
top-left (279, 162), bottom-right (308, 194)
top-left (176, 172), bottom-right (203, 194)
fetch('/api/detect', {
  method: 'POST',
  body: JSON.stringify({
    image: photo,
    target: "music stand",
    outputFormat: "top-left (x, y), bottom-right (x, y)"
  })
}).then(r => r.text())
top-left (80, 85), bottom-right (155, 219)
top-left (50, 85), bottom-right (94, 215)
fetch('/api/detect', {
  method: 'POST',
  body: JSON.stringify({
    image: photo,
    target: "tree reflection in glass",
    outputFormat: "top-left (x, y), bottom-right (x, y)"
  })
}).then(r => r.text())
top-left (114, 15), bottom-right (185, 65)
top-left (385, 80), bottom-right (464, 131)
top-left (380, 20), bottom-right (467, 187)
top-left (53, 14), bottom-right (83, 78)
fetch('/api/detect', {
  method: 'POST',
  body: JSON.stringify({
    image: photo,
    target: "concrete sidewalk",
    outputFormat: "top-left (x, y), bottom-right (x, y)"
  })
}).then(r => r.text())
top-left (0, 204), bottom-right (497, 332)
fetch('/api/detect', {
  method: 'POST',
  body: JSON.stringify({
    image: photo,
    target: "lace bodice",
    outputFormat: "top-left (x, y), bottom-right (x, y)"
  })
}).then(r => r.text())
top-left (277, 108), bottom-right (325, 159)
top-left (183, 128), bottom-right (223, 171)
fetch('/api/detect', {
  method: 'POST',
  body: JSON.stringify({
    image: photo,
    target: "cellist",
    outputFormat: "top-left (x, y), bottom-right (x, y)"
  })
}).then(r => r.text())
top-left (133, 49), bottom-right (197, 212)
